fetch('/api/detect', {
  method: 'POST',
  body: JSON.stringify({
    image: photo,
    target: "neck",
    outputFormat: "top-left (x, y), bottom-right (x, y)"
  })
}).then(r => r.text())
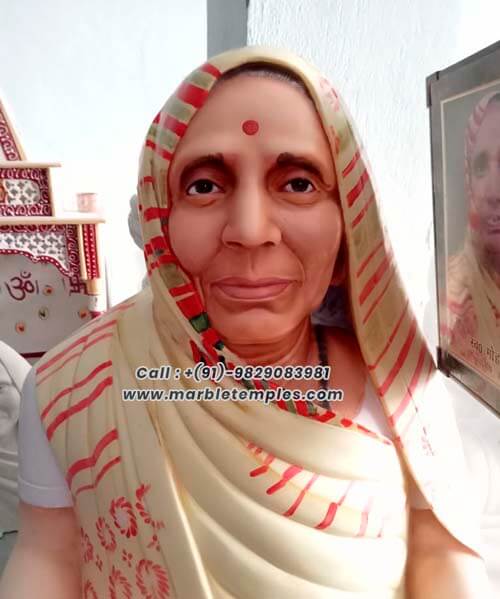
top-left (222, 319), bottom-right (316, 366)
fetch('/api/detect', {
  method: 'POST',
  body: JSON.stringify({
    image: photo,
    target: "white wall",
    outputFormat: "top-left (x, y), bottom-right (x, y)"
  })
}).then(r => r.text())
top-left (1, 0), bottom-right (206, 305)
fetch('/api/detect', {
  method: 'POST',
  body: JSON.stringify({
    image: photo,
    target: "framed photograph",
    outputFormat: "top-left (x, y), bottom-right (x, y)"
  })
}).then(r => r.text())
top-left (428, 40), bottom-right (500, 416)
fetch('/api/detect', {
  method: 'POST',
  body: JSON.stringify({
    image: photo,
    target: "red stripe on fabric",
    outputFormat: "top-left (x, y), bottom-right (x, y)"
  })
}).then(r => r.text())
top-left (347, 169), bottom-right (369, 207)
top-left (145, 139), bottom-right (173, 161)
top-left (170, 283), bottom-right (196, 298)
top-left (314, 411), bottom-right (336, 423)
top-left (276, 399), bottom-right (288, 411)
top-left (315, 502), bottom-right (339, 530)
top-left (73, 456), bottom-right (121, 497)
top-left (294, 401), bottom-right (309, 416)
top-left (176, 82), bottom-right (209, 109)
top-left (140, 175), bottom-right (155, 186)
top-left (393, 357), bottom-right (434, 443)
top-left (361, 265), bottom-right (396, 325)
top-left (315, 480), bottom-right (353, 530)
top-left (368, 300), bottom-right (409, 370)
top-left (150, 235), bottom-right (170, 250)
top-left (66, 429), bottom-right (119, 487)
top-left (36, 320), bottom-right (117, 375)
top-left (162, 114), bottom-right (188, 137)
top-left (47, 377), bottom-right (113, 441)
top-left (153, 113), bottom-right (161, 124)
top-left (200, 62), bottom-right (222, 78)
top-left (144, 207), bottom-right (170, 222)
top-left (158, 254), bottom-right (177, 266)
top-left (342, 149), bottom-right (360, 178)
top-left (250, 454), bottom-right (275, 477)
top-left (201, 327), bottom-right (219, 345)
top-left (351, 194), bottom-right (375, 229)
top-left (359, 253), bottom-right (392, 305)
top-left (356, 240), bottom-right (384, 278)
top-left (253, 379), bottom-right (264, 391)
top-left (41, 360), bottom-right (113, 421)
top-left (378, 319), bottom-right (417, 397)
top-left (389, 340), bottom-right (428, 426)
top-left (266, 465), bottom-right (303, 495)
top-left (283, 473), bottom-right (318, 517)
top-left (37, 332), bottom-right (114, 386)
top-left (357, 496), bottom-right (374, 537)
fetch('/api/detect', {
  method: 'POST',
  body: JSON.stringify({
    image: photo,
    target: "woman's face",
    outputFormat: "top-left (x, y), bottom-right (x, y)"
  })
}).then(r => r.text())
top-left (470, 101), bottom-right (500, 256)
top-left (168, 74), bottom-right (342, 345)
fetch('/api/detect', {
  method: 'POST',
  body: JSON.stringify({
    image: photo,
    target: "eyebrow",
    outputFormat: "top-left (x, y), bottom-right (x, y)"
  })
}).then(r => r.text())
top-left (179, 153), bottom-right (227, 187)
top-left (275, 152), bottom-right (330, 184)
top-left (178, 151), bottom-right (333, 187)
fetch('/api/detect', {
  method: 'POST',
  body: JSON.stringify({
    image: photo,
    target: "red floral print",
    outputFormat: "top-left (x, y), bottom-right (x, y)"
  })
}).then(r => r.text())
top-left (122, 549), bottom-right (133, 568)
top-left (80, 528), bottom-right (94, 564)
top-left (136, 483), bottom-right (166, 531)
top-left (96, 516), bottom-right (117, 551)
top-left (83, 580), bottom-right (98, 599)
top-left (110, 497), bottom-right (138, 538)
top-left (136, 483), bottom-right (152, 525)
top-left (136, 559), bottom-right (170, 598)
top-left (109, 565), bottom-right (133, 599)
top-left (95, 554), bottom-right (103, 572)
top-left (147, 534), bottom-right (160, 552)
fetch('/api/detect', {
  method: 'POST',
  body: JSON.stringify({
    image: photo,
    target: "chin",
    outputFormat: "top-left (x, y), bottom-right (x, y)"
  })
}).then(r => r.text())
top-left (213, 311), bottom-right (299, 347)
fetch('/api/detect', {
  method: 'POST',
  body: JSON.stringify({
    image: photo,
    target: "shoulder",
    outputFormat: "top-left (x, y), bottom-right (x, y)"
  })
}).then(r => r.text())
top-left (34, 294), bottom-right (140, 415)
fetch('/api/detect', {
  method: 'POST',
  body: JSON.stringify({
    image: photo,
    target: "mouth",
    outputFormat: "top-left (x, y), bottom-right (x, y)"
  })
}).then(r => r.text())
top-left (486, 215), bottom-right (500, 231)
top-left (212, 277), bottom-right (294, 300)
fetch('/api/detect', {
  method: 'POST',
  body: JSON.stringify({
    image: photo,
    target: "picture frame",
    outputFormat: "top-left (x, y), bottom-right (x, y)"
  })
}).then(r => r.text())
top-left (428, 40), bottom-right (500, 416)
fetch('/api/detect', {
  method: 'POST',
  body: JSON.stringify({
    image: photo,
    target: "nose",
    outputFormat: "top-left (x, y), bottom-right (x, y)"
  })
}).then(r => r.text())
top-left (484, 165), bottom-right (500, 207)
top-left (221, 182), bottom-right (282, 249)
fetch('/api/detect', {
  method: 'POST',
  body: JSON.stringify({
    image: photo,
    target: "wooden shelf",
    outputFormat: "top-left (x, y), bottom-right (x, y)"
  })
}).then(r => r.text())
top-left (0, 213), bottom-right (105, 225)
top-left (0, 161), bottom-right (61, 168)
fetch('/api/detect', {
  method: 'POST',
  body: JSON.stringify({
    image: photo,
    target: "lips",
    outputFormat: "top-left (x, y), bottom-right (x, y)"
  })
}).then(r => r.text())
top-left (212, 277), bottom-right (293, 300)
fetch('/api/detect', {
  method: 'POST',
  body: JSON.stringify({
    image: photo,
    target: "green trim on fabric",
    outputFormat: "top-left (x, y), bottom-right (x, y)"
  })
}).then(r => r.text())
top-left (163, 263), bottom-right (186, 287)
top-left (241, 378), bottom-right (254, 390)
top-left (149, 125), bottom-right (179, 152)
top-left (306, 401), bottom-right (317, 416)
top-left (187, 70), bottom-right (217, 91)
top-left (165, 97), bottom-right (196, 123)
top-left (190, 313), bottom-right (210, 333)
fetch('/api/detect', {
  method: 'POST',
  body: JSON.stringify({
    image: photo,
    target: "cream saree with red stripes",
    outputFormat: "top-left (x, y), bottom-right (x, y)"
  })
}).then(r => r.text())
top-left (35, 47), bottom-right (479, 599)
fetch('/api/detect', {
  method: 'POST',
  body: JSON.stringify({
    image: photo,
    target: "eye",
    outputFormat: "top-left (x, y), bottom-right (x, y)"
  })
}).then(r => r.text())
top-left (283, 178), bottom-right (315, 193)
top-left (186, 179), bottom-right (223, 196)
top-left (472, 154), bottom-right (489, 178)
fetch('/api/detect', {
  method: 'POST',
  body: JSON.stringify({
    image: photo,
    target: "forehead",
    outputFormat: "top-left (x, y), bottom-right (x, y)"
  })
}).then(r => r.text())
top-left (475, 102), bottom-right (500, 149)
top-left (170, 75), bottom-right (332, 164)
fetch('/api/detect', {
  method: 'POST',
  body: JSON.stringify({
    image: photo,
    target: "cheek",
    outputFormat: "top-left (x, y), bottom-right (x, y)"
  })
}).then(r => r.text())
top-left (168, 208), bottom-right (221, 275)
top-left (471, 178), bottom-right (487, 204)
top-left (285, 204), bottom-right (342, 282)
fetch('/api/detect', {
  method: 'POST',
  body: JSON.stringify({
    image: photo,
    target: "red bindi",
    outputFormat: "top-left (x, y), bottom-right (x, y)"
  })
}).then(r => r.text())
top-left (242, 119), bottom-right (259, 135)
